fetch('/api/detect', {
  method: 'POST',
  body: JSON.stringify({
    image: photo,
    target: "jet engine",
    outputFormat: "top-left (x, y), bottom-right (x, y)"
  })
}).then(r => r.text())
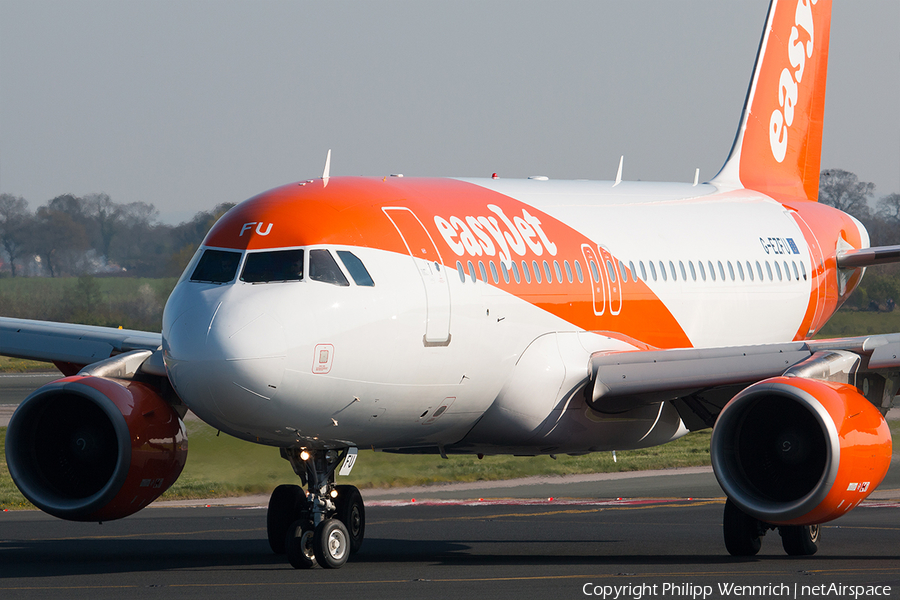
top-left (5, 375), bottom-right (187, 522)
top-left (711, 376), bottom-right (892, 526)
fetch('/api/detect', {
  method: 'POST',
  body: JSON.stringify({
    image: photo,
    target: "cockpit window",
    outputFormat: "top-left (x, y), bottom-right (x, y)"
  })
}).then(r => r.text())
top-left (336, 251), bottom-right (375, 286)
top-left (241, 249), bottom-right (304, 283)
top-left (190, 249), bottom-right (241, 284)
top-left (309, 249), bottom-right (349, 286)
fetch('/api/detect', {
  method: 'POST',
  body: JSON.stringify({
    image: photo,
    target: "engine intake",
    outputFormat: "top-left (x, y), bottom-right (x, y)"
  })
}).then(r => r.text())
top-left (6, 376), bottom-right (187, 522)
top-left (711, 376), bottom-right (891, 525)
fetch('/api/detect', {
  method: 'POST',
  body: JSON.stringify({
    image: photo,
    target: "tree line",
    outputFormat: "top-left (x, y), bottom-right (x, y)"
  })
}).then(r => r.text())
top-left (817, 169), bottom-right (900, 248)
top-left (0, 169), bottom-right (897, 280)
top-left (0, 193), bottom-right (234, 278)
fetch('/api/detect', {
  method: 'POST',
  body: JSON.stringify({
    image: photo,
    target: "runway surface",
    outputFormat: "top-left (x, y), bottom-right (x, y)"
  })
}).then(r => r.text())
top-left (2, 495), bottom-right (899, 600)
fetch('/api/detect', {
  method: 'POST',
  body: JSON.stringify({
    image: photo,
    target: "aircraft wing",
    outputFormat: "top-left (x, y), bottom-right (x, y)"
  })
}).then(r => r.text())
top-left (0, 316), bottom-right (163, 375)
top-left (588, 333), bottom-right (900, 428)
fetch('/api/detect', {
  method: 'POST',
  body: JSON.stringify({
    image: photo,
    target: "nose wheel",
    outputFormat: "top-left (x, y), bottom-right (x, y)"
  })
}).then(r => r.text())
top-left (266, 447), bottom-right (365, 569)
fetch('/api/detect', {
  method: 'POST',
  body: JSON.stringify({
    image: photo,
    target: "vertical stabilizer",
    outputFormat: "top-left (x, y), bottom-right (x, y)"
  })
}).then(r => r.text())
top-left (712, 0), bottom-right (832, 202)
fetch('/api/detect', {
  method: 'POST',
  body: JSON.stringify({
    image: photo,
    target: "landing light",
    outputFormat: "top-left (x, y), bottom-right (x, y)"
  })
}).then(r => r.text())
top-left (330, 489), bottom-right (338, 499)
top-left (300, 450), bottom-right (310, 461)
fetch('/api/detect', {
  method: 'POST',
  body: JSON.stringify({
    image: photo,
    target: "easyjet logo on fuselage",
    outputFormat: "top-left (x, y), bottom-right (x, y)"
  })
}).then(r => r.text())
top-left (769, 0), bottom-right (818, 163)
top-left (434, 205), bottom-right (558, 266)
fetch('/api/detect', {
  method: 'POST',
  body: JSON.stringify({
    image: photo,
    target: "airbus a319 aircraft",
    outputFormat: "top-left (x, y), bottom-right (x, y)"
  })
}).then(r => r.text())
top-left (2, 0), bottom-right (899, 569)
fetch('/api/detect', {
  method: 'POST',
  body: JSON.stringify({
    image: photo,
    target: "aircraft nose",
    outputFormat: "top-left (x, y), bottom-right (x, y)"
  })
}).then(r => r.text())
top-left (164, 298), bottom-right (287, 431)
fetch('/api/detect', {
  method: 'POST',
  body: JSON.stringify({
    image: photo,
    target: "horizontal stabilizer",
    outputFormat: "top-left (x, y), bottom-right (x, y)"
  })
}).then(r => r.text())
top-left (836, 245), bottom-right (900, 269)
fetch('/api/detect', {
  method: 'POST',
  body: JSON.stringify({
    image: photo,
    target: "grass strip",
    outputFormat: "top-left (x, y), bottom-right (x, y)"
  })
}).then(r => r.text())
top-left (1, 421), bottom-right (714, 509)
top-left (0, 357), bottom-right (56, 373)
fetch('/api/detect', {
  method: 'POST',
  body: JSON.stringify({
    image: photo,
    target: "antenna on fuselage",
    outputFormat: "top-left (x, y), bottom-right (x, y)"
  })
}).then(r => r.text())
top-left (693, 168), bottom-right (700, 186)
top-left (322, 149), bottom-right (332, 186)
top-left (613, 155), bottom-right (624, 187)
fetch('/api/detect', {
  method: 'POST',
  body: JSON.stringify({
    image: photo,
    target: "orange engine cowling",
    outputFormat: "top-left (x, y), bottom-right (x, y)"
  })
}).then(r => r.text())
top-left (5, 375), bottom-right (188, 522)
top-left (711, 376), bottom-right (892, 526)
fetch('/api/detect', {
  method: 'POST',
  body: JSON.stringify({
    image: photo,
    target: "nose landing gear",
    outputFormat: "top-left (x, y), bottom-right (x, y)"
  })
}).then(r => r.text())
top-left (267, 447), bottom-right (365, 569)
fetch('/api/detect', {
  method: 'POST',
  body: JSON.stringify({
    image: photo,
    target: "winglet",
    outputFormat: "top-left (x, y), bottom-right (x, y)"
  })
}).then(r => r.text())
top-left (711, 0), bottom-right (833, 202)
top-left (322, 149), bottom-right (332, 185)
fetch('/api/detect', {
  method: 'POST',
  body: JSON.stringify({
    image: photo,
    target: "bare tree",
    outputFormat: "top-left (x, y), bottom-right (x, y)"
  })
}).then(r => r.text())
top-left (31, 204), bottom-right (90, 277)
top-left (84, 193), bottom-right (122, 263)
top-left (818, 169), bottom-right (874, 219)
top-left (0, 193), bottom-right (32, 277)
top-left (109, 201), bottom-right (160, 273)
top-left (876, 193), bottom-right (900, 223)
top-left (869, 192), bottom-right (900, 246)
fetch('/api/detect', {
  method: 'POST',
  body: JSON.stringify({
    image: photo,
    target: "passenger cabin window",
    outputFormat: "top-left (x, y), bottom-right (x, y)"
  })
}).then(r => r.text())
top-left (309, 249), bottom-right (349, 286)
top-left (337, 251), bottom-right (375, 286)
top-left (241, 249), bottom-right (303, 283)
top-left (191, 249), bottom-right (242, 284)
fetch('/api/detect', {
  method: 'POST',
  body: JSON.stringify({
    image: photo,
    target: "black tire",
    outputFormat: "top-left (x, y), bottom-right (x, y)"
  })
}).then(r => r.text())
top-left (335, 485), bottom-right (365, 554)
top-left (313, 518), bottom-right (350, 569)
top-left (723, 499), bottom-right (762, 556)
top-left (285, 519), bottom-right (317, 569)
top-left (267, 484), bottom-right (305, 554)
top-left (780, 524), bottom-right (819, 556)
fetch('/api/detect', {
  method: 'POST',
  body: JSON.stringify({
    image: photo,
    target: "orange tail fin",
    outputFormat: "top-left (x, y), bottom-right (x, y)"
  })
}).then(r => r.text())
top-left (712, 0), bottom-right (832, 202)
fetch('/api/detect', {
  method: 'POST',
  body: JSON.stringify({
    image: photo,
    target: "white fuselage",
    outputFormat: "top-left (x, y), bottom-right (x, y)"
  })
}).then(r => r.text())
top-left (161, 177), bottom-right (865, 454)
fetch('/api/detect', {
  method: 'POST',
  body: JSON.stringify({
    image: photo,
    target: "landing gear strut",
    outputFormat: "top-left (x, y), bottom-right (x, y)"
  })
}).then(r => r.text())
top-left (722, 499), bottom-right (819, 556)
top-left (266, 447), bottom-right (365, 569)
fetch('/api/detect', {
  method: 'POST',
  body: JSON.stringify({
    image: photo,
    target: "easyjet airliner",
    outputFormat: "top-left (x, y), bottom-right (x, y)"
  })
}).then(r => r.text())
top-left (2, 0), bottom-right (899, 569)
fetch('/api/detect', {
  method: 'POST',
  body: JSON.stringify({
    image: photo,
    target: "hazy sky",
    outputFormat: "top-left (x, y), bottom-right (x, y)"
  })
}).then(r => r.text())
top-left (1, 1), bottom-right (897, 224)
